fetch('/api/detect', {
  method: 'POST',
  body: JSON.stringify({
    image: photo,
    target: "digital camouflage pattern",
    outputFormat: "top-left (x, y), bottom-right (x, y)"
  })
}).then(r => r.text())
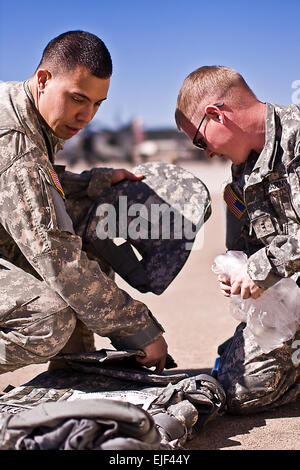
top-left (0, 258), bottom-right (76, 372)
top-left (0, 398), bottom-right (163, 450)
top-left (217, 323), bottom-right (300, 414)
top-left (0, 80), bottom-right (164, 372)
top-left (220, 102), bottom-right (300, 413)
top-left (0, 349), bottom-right (226, 449)
top-left (226, 103), bottom-right (300, 289)
top-left (84, 162), bottom-right (211, 295)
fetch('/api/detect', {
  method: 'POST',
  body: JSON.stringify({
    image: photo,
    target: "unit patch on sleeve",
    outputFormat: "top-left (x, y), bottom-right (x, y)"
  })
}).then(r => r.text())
top-left (223, 184), bottom-right (247, 219)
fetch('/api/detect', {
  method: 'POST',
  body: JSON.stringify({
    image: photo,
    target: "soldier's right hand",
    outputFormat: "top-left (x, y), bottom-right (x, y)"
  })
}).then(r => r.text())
top-left (136, 335), bottom-right (168, 373)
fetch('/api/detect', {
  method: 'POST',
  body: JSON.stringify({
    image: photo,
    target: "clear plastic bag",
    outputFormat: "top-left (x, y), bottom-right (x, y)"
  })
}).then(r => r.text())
top-left (212, 251), bottom-right (300, 353)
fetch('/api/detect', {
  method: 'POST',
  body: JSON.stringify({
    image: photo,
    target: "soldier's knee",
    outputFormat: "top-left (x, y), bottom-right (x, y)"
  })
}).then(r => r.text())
top-left (37, 306), bottom-right (77, 358)
top-left (217, 378), bottom-right (264, 415)
top-left (223, 390), bottom-right (251, 415)
top-left (22, 305), bottom-right (77, 359)
top-left (220, 374), bottom-right (290, 415)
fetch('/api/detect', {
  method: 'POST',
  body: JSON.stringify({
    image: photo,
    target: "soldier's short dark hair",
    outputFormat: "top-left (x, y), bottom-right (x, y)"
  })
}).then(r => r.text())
top-left (37, 30), bottom-right (112, 78)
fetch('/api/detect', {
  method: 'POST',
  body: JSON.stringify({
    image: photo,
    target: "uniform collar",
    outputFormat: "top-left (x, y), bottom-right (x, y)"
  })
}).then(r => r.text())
top-left (245, 103), bottom-right (279, 188)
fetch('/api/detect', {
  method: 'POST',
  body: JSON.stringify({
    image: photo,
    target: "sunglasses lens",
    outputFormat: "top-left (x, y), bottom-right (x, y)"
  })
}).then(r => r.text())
top-left (192, 102), bottom-right (223, 151)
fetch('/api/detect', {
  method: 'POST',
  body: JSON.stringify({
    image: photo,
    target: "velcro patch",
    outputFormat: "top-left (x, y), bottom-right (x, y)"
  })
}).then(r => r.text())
top-left (251, 214), bottom-right (276, 238)
top-left (223, 184), bottom-right (246, 219)
top-left (48, 169), bottom-right (65, 198)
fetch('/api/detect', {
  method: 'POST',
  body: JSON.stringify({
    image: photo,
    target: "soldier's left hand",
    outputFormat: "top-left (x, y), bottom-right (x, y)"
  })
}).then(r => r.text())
top-left (218, 274), bottom-right (231, 297)
top-left (230, 264), bottom-right (264, 299)
top-left (111, 169), bottom-right (144, 185)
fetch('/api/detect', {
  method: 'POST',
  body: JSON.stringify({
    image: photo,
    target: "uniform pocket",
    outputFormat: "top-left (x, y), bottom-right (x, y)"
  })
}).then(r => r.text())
top-left (0, 258), bottom-right (44, 324)
top-left (38, 168), bottom-right (53, 231)
top-left (0, 295), bottom-right (40, 327)
top-left (38, 167), bottom-right (74, 234)
top-left (267, 177), bottom-right (299, 225)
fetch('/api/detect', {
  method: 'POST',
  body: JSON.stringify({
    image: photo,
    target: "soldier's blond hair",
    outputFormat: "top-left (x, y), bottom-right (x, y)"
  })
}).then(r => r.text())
top-left (175, 65), bottom-right (257, 129)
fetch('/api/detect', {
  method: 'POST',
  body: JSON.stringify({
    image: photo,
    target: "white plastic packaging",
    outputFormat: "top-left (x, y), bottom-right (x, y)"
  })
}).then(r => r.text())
top-left (212, 250), bottom-right (300, 353)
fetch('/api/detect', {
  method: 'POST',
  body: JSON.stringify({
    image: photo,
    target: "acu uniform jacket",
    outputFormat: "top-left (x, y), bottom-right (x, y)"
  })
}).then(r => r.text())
top-left (0, 80), bottom-right (164, 350)
top-left (225, 102), bottom-right (300, 290)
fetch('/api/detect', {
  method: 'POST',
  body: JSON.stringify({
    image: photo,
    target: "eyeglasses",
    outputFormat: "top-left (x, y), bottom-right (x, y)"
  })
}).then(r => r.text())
top-left (192, 102), bottom-right (224, 151)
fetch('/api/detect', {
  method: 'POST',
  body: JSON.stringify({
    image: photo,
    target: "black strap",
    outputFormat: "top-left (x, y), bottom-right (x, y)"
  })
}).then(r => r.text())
top-left (87, 238), bottom-right (150, 293)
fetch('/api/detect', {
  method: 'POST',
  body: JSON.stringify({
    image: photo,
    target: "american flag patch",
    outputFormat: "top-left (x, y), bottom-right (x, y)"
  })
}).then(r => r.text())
top-left (48, 169), bottom-right (65, 198)
top-left (223, 184), bottom-right (246, 219)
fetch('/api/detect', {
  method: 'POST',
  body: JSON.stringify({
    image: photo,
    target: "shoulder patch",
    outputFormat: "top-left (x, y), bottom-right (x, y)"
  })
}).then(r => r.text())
top-left (48, 169), bottom-right (65, 198)
top-left (223, 184), bottom-right (247, 219)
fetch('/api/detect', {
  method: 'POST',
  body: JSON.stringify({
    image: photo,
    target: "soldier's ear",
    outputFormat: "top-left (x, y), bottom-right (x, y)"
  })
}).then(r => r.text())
top-left (205, 104), bottom-right (224, 124)
top-left (36, 69), bottom-right (52, 91)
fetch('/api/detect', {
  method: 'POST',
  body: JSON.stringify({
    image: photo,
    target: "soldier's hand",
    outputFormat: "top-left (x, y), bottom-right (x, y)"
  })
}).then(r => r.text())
top-left (218, 274), bottom-right (231, 297)
top-left (230, 264), bottom-right (264, 299)
top-left (111, 169), bottom-right (144, 185)
top-left (136, 335), bottom-right (168, 373)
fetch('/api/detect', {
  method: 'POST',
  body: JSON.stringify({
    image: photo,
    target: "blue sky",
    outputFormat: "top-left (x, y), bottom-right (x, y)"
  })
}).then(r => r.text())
top-left (1, 0), bottom-right (300, 129)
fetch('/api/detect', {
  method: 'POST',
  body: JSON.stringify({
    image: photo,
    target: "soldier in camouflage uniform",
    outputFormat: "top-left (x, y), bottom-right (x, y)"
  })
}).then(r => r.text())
top-left (0, 30), bottom-right (168, 374)
top-left (175, 65), bottom-right (300, 414)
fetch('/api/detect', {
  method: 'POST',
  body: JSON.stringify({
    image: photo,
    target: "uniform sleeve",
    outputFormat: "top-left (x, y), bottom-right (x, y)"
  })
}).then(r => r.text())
top-left (55, 166), bottom-right (114, 199)
top-left (0, 153), bottom-right (164, 349)
top-left (247, 159), bottom-right (300, 289)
